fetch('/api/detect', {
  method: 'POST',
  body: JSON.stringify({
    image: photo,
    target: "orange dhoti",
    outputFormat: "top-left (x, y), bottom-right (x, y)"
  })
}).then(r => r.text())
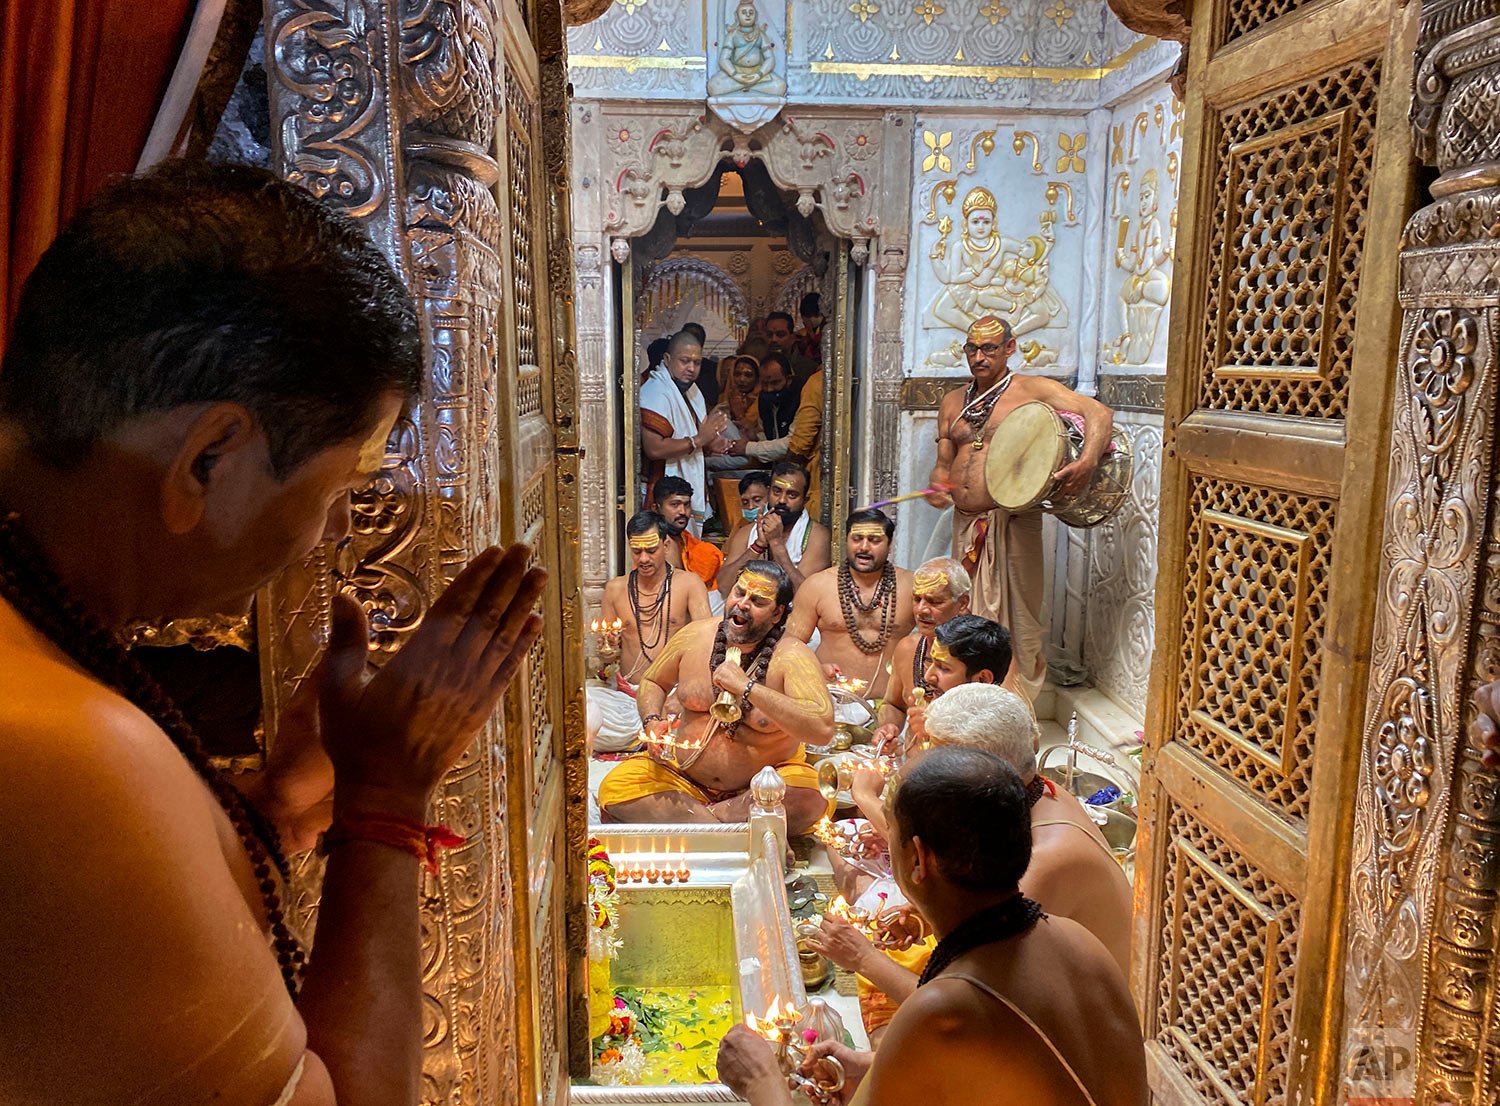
top-left (597, 750), bottom-right (832, 817)
top-left (954, 505), bottom-right (1046, 701)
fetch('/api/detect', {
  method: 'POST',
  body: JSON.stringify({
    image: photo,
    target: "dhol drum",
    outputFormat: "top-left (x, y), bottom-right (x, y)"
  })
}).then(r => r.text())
top-left (983, 401), bottom-right (1133, 528)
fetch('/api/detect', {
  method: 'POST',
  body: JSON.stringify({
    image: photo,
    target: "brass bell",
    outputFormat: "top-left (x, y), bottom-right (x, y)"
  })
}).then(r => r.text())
top-left (712, 647), bottom-right (743, 724)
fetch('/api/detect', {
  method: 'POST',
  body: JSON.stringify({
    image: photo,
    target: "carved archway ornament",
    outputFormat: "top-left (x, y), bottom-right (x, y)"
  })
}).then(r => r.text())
top-left (599, 109), bottom-right (892, 267)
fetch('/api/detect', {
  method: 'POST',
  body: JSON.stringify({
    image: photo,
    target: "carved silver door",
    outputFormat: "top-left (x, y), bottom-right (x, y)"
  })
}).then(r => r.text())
top-left (260, 2), bottom-right (584, 1104)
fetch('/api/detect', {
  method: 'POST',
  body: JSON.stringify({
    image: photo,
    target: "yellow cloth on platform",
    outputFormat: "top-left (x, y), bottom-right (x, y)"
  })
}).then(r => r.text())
top-left (857, 935), bottom-right (937, 1033)
top-left (953, 505), bottom-right (1045, 701)
top-left (598, 749), bottom-right (831, 816)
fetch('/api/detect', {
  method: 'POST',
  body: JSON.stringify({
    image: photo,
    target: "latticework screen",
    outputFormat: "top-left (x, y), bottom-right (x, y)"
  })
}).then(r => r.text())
top-left (1157, 804), bottom-right (1302, 1106)
top-left (1198, 59), bottom-right (1381, 421)
top-left (1176, 478), bottom-right (1335, 824)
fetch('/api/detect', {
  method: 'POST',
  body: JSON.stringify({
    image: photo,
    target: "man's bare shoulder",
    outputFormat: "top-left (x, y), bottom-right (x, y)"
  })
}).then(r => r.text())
top-left (889, 634), bottom-right (919, 665)
top-left (601, 575), bottom-right (628, 602)
top-left (938, 383), bottom-right (969, 412)
top-left (795, 566), bottom-right (838, 599)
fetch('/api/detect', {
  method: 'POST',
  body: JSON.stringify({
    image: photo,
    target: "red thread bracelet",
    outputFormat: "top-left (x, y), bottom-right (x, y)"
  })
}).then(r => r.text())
top-left (322, 811), bottom-right (466, 874)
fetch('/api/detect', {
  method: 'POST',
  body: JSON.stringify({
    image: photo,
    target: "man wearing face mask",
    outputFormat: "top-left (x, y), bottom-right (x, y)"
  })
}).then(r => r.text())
top-left (717, 462), bottom-right (831, 597)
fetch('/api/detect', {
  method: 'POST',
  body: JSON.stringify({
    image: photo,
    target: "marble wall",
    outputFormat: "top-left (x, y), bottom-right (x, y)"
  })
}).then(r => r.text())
top-left (565, 2), bottom-right (1180, 722)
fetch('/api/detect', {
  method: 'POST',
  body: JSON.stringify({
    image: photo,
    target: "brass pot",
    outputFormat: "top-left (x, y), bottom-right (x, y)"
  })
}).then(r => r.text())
top-left (797, 942), bottom-right (831, 991)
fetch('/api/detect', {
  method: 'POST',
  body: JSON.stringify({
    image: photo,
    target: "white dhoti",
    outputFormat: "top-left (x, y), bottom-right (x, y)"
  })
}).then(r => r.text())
top-left (954, 505), bottom-right (1046, 701)
top-left (586, 677), bottom-right (644, 754)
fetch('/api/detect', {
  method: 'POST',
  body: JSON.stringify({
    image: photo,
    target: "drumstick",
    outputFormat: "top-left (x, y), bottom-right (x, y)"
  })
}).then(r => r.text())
top-left (863, 483), bottom-right (952, 512)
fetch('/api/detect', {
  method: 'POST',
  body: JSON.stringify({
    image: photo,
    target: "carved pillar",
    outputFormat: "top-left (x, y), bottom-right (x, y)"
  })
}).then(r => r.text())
top-left (1345, 4), bottom-right (1500, 1103)
top-left (570, 101), bottom-right (615, 611)
top-left (866, 111), bottom-right (914, 507)
top-left (263, 1), bottom-right (535, 1101)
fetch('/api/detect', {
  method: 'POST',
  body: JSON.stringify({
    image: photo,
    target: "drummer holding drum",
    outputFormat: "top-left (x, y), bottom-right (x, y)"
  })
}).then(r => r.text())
top-left (925, 315), bottom-right (1117, 700)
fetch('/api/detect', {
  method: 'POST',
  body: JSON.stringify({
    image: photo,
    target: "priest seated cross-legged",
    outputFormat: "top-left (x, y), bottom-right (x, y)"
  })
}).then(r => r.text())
top-left (597, 560), bottom-right (834, 832)
top-left (586, 510), bottom-right (712, 754)
top-left (787, 507), bottom-right (915, 703)
top-left (871, 557), bottom-right (972, 754)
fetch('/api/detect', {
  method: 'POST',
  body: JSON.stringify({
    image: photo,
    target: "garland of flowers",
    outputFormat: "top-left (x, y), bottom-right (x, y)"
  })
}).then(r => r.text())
top-left (587, 836), bottom-right (621, 963)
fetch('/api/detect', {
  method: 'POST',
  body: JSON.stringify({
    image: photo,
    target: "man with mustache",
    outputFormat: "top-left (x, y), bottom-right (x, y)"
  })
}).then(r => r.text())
top-left (717, 461), bottom-right (831, 596)
top-left (926, 315), bottom-right (1113, 701)
top-left (597, 560), bottom-right (835, 832)
top-left (786, 508), bottom-right (915, 701)
top-left (653, 475), bottom-right (725, 602)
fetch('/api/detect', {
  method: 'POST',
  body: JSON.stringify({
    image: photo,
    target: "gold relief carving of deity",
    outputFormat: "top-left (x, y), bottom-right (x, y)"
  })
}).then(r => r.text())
top-left (1109, 167), bottom-right (1171, 365)
top-left (923, 184), bottom-right (1065, 367)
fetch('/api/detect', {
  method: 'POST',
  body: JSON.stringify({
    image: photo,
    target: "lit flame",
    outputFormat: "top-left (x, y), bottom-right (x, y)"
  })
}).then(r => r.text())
top-left (810, 817), bottom-right (843, 847)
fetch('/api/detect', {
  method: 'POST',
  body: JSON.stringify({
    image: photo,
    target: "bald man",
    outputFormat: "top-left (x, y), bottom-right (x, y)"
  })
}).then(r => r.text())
top-left (926, 315), bottom-right (1113, 700)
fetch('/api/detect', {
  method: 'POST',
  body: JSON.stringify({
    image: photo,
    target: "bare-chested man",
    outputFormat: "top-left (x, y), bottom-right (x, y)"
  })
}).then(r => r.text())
top-left (719, 747), bottom-right (1147, 1106)
top-left (597, 560), bottom-right (834, 832)
top-left (587, 510), bottom-right (712, 752)
top-left (1, 163), bottom-right (545, 1106)
top-left (786, 508), bottom-right (914, 702)
top-left (871, 557), bottom-right (971, 752)
top-left (717, 460), bottom-right (831, 595)
top-left (926, 315), bottom-right (1113, 700)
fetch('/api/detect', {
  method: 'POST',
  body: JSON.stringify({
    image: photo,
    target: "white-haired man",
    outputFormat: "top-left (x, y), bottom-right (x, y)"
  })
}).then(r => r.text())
top-left (814, 683), bottom-right (1132, 1040)
top-left (871, 557), bottom-right (970, 753)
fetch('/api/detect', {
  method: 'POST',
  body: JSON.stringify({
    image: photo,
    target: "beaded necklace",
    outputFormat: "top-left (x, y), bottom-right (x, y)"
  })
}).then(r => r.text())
top-left (709, 617), bottom-right (784, 737)
top-left (959, 374), bottom-right (1014, 451)
top-left (0, 509), bottom-right (304, 997)
top-left (912, 635), bottom-right (933, 695)
top-left (837, 561), bottom-right (896, 655)
top-left (917, 894), bottom-right (1044, 986)
top-left (628, 563), bottom-right (673, 661)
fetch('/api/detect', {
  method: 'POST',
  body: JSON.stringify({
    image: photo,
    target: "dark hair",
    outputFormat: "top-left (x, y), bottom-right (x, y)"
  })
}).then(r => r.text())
top-left (845, 506), bottom-right (895, 540)
top-left (737, 557), bottom-right (796, 608)
top-left (647, 337), bottom-right (671, 367)
top-left (1, 161), bottom-right (420, 478)
top-left (760, 352), bottom-right (791, 377)
top-left (739, 470), bottom-right (771, 494)
top-left (766, 311), bottom-right (794, 330)
top-left (892, 747), bottom-right (1031, 892)
top-left (682, 322), bottom-right (707, 342)
top-left (653, 475), bottom-right (694, 503)
top-left (667, 329), bottom-right (703, 355)
top-left (626, 510), bottom-right (671, 541)
top-left (934, 614), bottom-right (1012, 681)
top-left (770, 460), bottom-right (810, 492)
top-left (799, 292), bottom-right (821, 318)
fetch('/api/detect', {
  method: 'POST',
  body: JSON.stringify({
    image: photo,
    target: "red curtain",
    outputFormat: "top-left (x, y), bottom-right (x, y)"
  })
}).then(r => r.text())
top-left (1, 0), bottom-right (197, 349)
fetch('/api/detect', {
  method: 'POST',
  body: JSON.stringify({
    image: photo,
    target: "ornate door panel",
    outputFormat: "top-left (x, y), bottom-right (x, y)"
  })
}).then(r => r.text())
top-left (1136, 3), bottom-right (1415, 1105)
top-left (261, 1), bottom-right (583, 1104)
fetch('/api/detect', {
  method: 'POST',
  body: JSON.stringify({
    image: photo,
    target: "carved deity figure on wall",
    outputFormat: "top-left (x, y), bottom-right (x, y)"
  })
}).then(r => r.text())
top-left (924, 186), bottom-right (1065, 344)
top-left (1113, 168), bottom-right (1172, 364)
top-left (706, 0), bottom-right (786, 132)
top-left (708, 1), bottom-right (785, 98)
